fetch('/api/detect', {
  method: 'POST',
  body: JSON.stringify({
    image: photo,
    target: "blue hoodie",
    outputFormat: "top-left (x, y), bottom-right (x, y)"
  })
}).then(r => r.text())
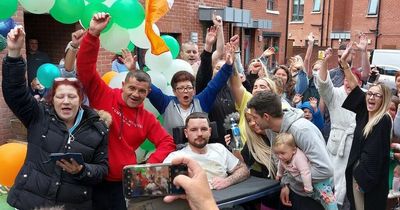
top-left (299, 101), bottom-right (324, 130)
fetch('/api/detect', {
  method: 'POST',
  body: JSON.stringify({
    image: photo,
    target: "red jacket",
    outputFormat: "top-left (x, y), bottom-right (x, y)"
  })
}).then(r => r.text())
top-left (77, 33), bottom-right (176, 181)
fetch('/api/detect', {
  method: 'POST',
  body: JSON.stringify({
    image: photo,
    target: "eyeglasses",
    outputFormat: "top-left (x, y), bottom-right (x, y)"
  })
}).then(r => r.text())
top-left (175, 86), bottom-right (194, 93)
top-left (366, 91), bottom-right (383, 99)
top-left (54, 77), bottom-right (78, 82)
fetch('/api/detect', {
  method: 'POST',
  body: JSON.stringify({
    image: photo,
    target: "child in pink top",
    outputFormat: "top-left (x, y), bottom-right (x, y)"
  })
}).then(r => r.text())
top-left (273, 133), bottom-right (337, 210)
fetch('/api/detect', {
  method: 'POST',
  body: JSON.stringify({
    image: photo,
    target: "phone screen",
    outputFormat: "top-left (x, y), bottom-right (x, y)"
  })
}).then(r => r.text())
top-left (123, 164), bottom-right (187, 198)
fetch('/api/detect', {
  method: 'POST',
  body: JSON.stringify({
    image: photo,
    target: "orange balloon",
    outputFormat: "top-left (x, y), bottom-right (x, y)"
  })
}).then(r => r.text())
top-left (0, 143), bottom-right (27, 187)
top-left (101, 71), bottom-right (118, 85)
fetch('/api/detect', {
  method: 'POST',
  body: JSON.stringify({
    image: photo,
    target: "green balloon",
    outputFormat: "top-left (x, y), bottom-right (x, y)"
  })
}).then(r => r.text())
top-left (0, 0), bottom-right (17, 19)
top-left (50, 0), bottom-right (85, 24)
top-left (161, 35), bottom-right (180, 59)
top-left (37, 63), bottom-right (61, 88)
top-left (110, 0), bottom-right (145, 29)
top-left (81, 3), bottom-right (113, 32)
top-left (86, 0), bottom-right (105, 3)
top-left (140, 139), bottom-right (155, 151)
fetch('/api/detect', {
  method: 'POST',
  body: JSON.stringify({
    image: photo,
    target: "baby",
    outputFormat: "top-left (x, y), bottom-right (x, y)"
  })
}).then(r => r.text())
top-left (273, 132), bottom-right (337, 210)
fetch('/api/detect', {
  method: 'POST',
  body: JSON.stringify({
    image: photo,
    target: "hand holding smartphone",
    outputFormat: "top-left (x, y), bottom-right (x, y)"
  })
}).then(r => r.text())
top-left (49, 153), bottom-right (84, 165)
top-left (123, 163), bottom-right (188, 198)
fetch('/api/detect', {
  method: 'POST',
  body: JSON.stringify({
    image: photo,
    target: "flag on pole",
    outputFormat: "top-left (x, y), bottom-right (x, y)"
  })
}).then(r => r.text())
top-left (145, 0), bottom-right (174, 55)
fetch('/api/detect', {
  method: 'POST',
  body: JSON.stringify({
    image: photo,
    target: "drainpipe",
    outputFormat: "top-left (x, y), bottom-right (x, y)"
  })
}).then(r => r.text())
top-left (284, 0), bottom-right (289, 62)
top-left (320, 0), bottom-right (325, 46)
top-left (374, 0), bottom-right (382, 49)
top-left (325, 0), bottom-right (331, 47)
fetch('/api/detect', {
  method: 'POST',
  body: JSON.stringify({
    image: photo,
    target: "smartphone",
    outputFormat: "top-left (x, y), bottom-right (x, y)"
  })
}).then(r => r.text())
top-left (123, 163), bottom-right (188, 198)
top-left (225, 129), bottom-right (234, 150)
top-left (368, 71), bottom-right (378, 83)
top-left (49, 153), bottom-right (84, 165)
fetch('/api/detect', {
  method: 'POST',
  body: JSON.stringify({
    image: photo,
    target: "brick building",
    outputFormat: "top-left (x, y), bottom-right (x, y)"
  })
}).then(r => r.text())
top-left (288, 0), bottom-right (400, 49)
top-left (0, 1), bottom-right (288, 144)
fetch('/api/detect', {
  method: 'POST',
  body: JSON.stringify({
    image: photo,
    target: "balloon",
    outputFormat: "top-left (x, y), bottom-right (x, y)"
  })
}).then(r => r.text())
top-left (0, 34), bottom-right (6, 52)
top-left (101, 71), bottom-right (118, 85)
top-left (19, 0), bottom-right (55, 14)
top-left (145, 50), bottom-right (173, 73)
top-left (0, 18), bottom-right (16, 37)
top-left (0, 143), bottom-right (27, 187)
top-left (108, 72), bottom-right (128, 88)
top-left (140, 139), bottom-right (155, 151)
top-left (87, 0), bottom-right (105, 2)
top-left (0, 0), bottom-right (17, 19)
top-left (100, 24), bottom-right (130, 53)
top-left (37, 63), bottom-right (61, 88)
top-left (144, 98), bottom-right (159, 116)
top-left (128, 20), bottom-right (160, 49)
top-left (161, 35), bottom-right (180, 59)
top-left (146, 70), bottom-right (167, 93)
top-left (115, 41), bottom-right (135, 55)
top-left (80, 3), bottom-right (113, 32)
top-left (161, 59), bottom-right (194, 83)
top-left (110, 0), bottom-right (145, 29)
top-left (50, 0), bottom-right (85, 24)
top-left (163, 85), bottom-right (174, 95)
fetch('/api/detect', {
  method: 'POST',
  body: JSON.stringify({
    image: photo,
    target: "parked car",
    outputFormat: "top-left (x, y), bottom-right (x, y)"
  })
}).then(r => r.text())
top-left (371, 49), bottom-right (400, 92)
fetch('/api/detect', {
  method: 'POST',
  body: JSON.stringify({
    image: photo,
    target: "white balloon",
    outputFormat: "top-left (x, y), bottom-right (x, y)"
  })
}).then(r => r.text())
top-left (163, 85), bottom-right (174, 96)
top-left (162, 59), bottom-right (194, 83)
top-left (146, 70), bottom-right (167, 92)
top-left (19, 0), bottom-right (55, 14)
top-left (144, 98), bottom-right (160, 117)
top-left (145, 50), bottom-right (173, 73)
top-left (100, 24), bottom-right (130, 53)
top-left (128, 20), bottom-right (160, 49)
top-left (108, 72), bottom-right (128, 88)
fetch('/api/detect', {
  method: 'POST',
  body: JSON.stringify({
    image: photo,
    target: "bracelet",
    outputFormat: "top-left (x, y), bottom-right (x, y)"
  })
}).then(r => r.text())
top-left (67, 41), bottom-right (79, 51)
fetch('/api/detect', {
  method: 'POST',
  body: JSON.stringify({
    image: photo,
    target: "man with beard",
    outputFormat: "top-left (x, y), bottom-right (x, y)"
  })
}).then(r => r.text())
top-left (163, 112), bottom-right (250, 190)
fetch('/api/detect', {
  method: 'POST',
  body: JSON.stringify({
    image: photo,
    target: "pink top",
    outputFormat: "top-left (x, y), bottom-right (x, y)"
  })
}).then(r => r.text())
top-left (277, 148), bottom-right (313, 192)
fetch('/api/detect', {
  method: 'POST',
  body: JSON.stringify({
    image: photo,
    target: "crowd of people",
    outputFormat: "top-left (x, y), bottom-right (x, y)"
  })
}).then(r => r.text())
top-left (2, 11), bottom-right (400, 210)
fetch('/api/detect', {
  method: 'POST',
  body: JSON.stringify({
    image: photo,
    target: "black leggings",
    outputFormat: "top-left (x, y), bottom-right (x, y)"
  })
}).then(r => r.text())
top-left (92, 180), bottom-right (127, 210)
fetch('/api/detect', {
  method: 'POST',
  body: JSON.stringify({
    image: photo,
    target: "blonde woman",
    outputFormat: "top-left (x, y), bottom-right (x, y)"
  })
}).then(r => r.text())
top-left (225, 108), bottom-right (278, 209)
top-left (341, 58), bottom-right (392, 210)
top-left (230, 72), bottom-right (279, 143)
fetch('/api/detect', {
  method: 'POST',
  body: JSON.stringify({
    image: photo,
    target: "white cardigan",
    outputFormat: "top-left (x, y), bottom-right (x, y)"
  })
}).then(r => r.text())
top-left (316, 73), bottom-right (356, 205)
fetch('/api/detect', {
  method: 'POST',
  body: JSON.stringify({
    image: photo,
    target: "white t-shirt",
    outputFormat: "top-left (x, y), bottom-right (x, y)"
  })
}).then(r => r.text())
top-left (163, 143), bottom-right (239, 184)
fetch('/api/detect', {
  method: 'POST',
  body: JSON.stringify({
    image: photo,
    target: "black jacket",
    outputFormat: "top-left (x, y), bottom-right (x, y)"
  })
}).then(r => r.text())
top-left (2, 56), bottom-right (109, 210)
top-left (195, 51), bottom-right (236, 145)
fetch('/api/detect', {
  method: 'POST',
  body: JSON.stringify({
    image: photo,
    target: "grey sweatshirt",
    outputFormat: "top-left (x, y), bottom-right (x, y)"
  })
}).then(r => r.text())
top-left (265, 108), bottom-right (334, 196)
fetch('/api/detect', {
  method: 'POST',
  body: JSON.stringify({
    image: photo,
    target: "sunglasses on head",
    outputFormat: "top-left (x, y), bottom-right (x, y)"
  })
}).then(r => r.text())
top-left (54, 77), bottom-right (78, 82)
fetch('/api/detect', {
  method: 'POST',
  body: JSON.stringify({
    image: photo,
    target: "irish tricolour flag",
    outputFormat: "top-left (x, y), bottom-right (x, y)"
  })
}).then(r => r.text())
top-left (145, 0), bottom-right (174, 55)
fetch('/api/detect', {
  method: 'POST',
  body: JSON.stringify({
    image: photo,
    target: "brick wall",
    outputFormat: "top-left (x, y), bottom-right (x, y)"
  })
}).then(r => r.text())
top-left (0, 1), bottom-right (288, 143)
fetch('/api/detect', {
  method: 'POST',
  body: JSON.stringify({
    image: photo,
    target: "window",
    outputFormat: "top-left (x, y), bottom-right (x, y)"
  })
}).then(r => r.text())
top-left (267, 0), bottom-right (274, 10)
top-left (313, 0), bottom-right (321, 12)
top-left (292, 0), bottom-right (304, 21)
top-left (368, 0), bottom-right (379, 15)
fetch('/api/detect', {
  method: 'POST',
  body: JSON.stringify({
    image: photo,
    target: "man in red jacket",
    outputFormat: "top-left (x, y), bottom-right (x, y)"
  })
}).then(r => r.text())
top-left (76, 13), bottom-right (176, 210)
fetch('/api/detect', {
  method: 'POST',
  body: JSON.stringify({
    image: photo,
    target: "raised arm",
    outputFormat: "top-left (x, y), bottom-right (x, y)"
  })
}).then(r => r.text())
top-left (197, 43), bottom-right (233, 112)
top-left (195, 26), bottom-right (217, 93)
top-left (304, 32), bottom-right (315, 79)
top-left (64, 29), bottom-right (85, 74)
top-left (354, 33), bottom-right (371, 81)
top-left (211, 12), bottom-right (224, 66)
top-left (341, 42), bottom-right (359, 91)
top-left (319, 48), bottom-right (332, 82)
top-left (76, 13), bottom-right (113, 106)
top-left (2, 26), bottom-right (39, 127)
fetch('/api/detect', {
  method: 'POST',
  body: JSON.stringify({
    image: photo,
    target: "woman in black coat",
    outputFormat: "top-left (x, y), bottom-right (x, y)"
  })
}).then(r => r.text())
top-left (2, 27), bottom-right (109, 210)
top-left (340, 56), bottom-right (392, 210)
